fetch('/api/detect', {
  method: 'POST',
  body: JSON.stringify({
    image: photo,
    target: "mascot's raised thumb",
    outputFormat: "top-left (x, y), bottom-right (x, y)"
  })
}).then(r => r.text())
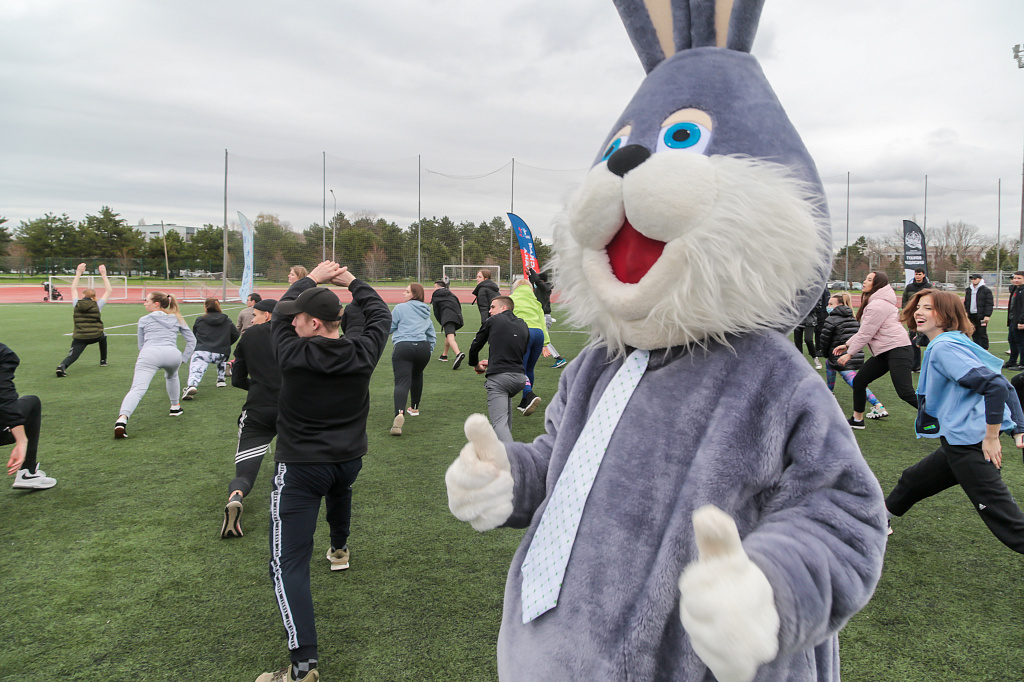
top-left (445, 413), bottom-right (514, 532)
top-left (679, 505), bottom-right (780, 682)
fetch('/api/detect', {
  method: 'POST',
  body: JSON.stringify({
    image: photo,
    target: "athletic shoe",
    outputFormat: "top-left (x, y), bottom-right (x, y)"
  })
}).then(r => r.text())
top-left (521, 395), bottom-right (543, 417)
top-left (1007, 349), bottom-right (1012, 355)
top-left (438, 355), bottom-right (448, 362)
top-left (55, 366), bottom-right (66, 377)
top-left (169, 405), bottom-right (184, 417)
top-left (452, 352), bottom-right (466, 370)
top-left (326, 545), bottom-right (350, 571)
top-left (114, 419), bottom-right (128, 439)
top-left (99, 361), bottom-right (109, 367)
top-left (407, 407), bottom-right (419, 416)
top-left (12, 467), bottom-right (57, 490)
top-left (255, 665), bottom-right (319, 682)
top-left (224, 362), bottom-right (232, 377)
top-left (847, 416), bottom-right (865, 430)
top-left (216, 380), bottom-right (227, 387)
top-left (866, 404), bottom-right (888, 420)
top-left (551, 358), bottom-right (567, 369)
top-left (391, 412), bottom-right (404, 436)
top-left (886, 520), bottom-right (893, 536)
top-left (813, 359), bottom-right (822, 370)
top-left (182, 386), bottom-right (197, 401)
top-left (221, 493), bottom-right (243, 539)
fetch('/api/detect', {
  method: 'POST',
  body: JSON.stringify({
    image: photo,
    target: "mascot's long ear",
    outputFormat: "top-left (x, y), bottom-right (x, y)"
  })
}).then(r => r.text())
top-left (612, 0), bottom-right (766, 73)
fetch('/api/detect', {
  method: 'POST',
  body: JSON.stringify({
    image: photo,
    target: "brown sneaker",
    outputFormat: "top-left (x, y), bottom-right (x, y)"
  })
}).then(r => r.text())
top-left (326, 545), bottom-right (350, 571)
top-left (390, 411), bottom-right (404, 436)
top-left (255, 665), bottom-right (319, 682)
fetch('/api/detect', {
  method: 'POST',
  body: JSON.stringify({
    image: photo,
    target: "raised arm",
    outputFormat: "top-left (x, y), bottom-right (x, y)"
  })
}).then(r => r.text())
top-left (70, 263), bottom-right (85, 301)
top-left (98, 264), bottom-right (112, 302)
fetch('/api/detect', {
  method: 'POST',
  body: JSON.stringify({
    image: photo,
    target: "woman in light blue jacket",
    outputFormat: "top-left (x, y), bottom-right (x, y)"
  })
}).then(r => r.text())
top-left (114, 291), bottom-right (196, 438)
top-left (388, 283), bottom-right (435, 436)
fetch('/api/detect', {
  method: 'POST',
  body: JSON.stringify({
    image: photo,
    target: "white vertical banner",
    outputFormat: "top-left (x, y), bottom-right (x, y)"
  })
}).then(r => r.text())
top-left (237, 211), bottom-right (255, 300)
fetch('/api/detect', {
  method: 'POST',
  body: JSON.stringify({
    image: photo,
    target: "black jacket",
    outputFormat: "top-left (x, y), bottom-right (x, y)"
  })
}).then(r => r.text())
top-left (528, 269), bottom-right (553, 314)
top-left (341, 302), bottom-right (365, 337)
top-left (472, 279), bottom-right (501, 316)
top-left (964, 284), bottom-right (994, 318)
top-left (231, 322), bottom-right (281, 414)
top-left (272, 277), bottom-right (391, 464)
top-left (0, 343), bottom-right (24, 428)
top-left (902, 278), bottom-right (932, 308)
top-left (193, 312), bottom-right (240, 355)
top-left (1010, 285), bottom-right (1024, 327)
top-left (468, 310), bottom-right (528, 377)
top-left (430, 287), bottom-right (464, 330)
top-left (817, 305), bottom-right (865, 371)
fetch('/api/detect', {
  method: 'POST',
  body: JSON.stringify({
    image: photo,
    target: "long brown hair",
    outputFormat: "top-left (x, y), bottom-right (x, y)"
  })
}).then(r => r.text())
top-left (855, 271), bottom-right (889, 322)
top-left (149, 291), bottom-right (185, 324)
top-left (408, 283), bottom-right (424, 302)
top-left (901, 289), bottom-right (974, 336)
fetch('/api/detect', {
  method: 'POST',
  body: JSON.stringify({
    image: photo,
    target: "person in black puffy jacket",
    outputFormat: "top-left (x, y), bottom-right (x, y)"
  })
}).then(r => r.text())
top-left (818, 292), bottom-right (888, 419)
top-left (182, 298), bottom-right (240, 400)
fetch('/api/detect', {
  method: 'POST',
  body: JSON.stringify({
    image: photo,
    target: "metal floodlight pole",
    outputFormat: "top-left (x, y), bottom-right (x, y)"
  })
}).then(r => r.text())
top-left (845, 171), bottom-right (850, 288)
top-left (322, 152), bottom-right (326, 262)
top-left (329, 189), bottom-right (336, 262)
top-left (1016, 45), bottom-right (1024, 269)
top-left (223, 149), bottom-right (228, 300)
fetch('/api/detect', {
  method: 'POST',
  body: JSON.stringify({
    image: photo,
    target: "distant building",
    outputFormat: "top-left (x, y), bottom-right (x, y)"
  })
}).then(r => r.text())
top-left (137, 223), bottom-right (199, 242)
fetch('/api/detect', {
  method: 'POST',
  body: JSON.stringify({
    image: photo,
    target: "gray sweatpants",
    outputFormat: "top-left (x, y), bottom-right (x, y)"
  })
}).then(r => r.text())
top-left (119, 345), bottom-right (183, 417)
top-left (484, 372), bottom-right (527, 442)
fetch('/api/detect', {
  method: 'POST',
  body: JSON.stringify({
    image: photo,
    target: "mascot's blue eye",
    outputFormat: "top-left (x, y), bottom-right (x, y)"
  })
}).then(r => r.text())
top-left (601, 136), bottom-right (628, 161)
top-left (656, 122), bottom-right (711, 155)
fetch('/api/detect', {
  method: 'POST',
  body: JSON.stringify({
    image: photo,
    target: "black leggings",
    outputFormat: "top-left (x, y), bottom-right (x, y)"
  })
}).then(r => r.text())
top-left (794, 326), bottom-right (816, 357)
top-left (886, 437), bottom-right (1024, 554)
top-left (0, 395), bottom-right (42, 472)
top-left (60, 336), bottom-right (107, 368)
top-left (852, 345), bottom-right (918, 413)
top-left (392, 341), bottom-right (430, 414)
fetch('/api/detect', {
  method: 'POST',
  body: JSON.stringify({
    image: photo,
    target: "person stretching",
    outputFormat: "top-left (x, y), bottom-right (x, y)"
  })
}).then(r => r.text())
top-left (182, 298), bottom-right (239, 400)
top-left (56, 262), bottom-right (112, 377)
top-left (885, 289), bottom-right (1024, 552)
top-left (389, 283), bottom-right (436, 435)
top-left (818, 292), bottom-right (887, 419)
top-left (430, 278), bottom-right (465, 367)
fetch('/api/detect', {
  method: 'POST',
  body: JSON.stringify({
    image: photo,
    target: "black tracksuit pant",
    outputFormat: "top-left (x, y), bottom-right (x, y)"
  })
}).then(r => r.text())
top-left (230, 408), bottom-right (276, 496)
top-left (60, 336), bottom-right (107, 369)
top-left (0, 395), bottom-right (41, 472)
top-left (269, 458), bottom-right (362, 663)
top-left (392, 341), bottom-right (430, 414)
top-left (886, 437), bottom-right (1024, 554)
top-left (852, 345), bottom-right (918, 413)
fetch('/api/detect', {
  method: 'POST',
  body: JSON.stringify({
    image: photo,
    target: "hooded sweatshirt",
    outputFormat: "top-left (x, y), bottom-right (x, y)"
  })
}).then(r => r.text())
top-left (193, 312), bottom-right (240, 355)
top-left (842, 284), bottom-right (911, 357)
top-left (137, 311), bottom-right (197, 361)
top-left (916, 331), bottom-right (1024, 444)
top-left (390, 299), bottom-right (436, 350)
top-left (509, 284), bottom-right (550, 345)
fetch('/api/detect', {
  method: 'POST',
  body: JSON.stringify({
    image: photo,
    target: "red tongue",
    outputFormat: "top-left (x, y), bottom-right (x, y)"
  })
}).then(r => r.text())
top-left (605, 221), bottom-right (666, 284)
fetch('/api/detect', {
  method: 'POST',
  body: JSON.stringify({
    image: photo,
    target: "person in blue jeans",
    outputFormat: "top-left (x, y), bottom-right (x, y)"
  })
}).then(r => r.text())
top-left (885, 289), bottom-right (1024, 551)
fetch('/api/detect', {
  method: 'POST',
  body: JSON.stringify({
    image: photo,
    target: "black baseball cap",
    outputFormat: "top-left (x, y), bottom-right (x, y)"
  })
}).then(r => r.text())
top-left (274, 288), bottom-right (342, 321)
top-left (969, 274), bottom-right (982, 280)
top-left (254, 298), bottom-right (277, 312)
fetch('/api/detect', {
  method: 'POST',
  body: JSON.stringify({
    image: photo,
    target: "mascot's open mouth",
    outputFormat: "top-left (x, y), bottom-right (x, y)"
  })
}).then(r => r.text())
top-left (605, 220), bottom-right (666, 284)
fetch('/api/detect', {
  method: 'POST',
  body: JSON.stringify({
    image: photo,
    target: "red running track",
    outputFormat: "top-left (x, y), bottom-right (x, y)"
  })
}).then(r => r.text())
top-left (0, 284), bottom-right (480, 305)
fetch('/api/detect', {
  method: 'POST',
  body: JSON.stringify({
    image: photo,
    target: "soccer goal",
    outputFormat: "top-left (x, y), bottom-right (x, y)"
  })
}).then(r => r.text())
top-left (178, 272), bottom-right (246, 304)
top-left (442, 265), bottom-right (501, 286)
top-left (46, 274), bottom-right (129, 302)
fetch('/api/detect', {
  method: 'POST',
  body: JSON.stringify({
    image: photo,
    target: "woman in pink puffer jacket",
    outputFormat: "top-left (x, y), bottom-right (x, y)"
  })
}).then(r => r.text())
top-left (833, 271), bottom-right (919, 429)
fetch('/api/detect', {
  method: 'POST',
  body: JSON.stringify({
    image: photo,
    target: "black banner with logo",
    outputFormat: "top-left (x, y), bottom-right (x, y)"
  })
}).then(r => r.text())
top-left (903, 220), bottom-right (927, 278)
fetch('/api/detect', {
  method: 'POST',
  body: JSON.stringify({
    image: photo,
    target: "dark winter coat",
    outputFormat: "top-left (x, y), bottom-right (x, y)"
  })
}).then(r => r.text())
top-left (964, 284), bottom-right (994, 318)
top-left (1009, 285), bottom-right (1024, 327)
top-left (72, 298), bottom-right (105, 340)
top-left (472, 279), bottom-right (501, 319)
top-left (193, 312), bottom-right (240, 355)
top-left (818, 305), bottom-right (865, 371)
top-left (528, 269), bottom-right (553, 314)
top-left (430, 287), bottom-right (464, 330)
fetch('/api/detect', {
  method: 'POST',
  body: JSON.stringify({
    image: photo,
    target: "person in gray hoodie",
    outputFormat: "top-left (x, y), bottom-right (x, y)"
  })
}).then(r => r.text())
top-left (388, 283), bottom-right (436, 435)
top-left (114, 291), bottom-right (196, 438)
top-left (182, 297), bottom-right (240, 400)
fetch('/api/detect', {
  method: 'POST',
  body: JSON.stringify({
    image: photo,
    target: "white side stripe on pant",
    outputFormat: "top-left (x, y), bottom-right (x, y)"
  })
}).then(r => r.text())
top-left (235, 444), bottom-right (270, 463)
top-left (269, 463), bottom-right (299, 650)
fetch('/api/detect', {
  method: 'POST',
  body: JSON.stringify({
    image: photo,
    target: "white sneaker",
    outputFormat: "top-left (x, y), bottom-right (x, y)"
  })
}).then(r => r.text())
top-left (182, 386), bottom-right (197, 401)
top-left (866, 404), bottom-right (889, 419)
top-left (216, 380), bottom-right (226, 387)
top-left (814, 359), bottom-right (822, 370)
top-left (12, 467), bottom-right (57, 490)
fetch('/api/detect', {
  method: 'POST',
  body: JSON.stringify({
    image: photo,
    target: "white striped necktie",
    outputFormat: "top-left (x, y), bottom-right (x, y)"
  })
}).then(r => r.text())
top-left (520, 348), bottom-right (650, 623)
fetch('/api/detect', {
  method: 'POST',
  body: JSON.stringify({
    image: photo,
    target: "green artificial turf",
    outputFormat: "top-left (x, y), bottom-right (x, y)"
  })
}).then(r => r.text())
top-left (0, 303), bottom-right (1021, 681)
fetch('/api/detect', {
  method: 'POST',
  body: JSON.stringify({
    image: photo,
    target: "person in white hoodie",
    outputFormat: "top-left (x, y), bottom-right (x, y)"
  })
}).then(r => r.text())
top-left (388, 283), bottom-right (435, 436)
top-left (114, 291), bottom-right (197, 438)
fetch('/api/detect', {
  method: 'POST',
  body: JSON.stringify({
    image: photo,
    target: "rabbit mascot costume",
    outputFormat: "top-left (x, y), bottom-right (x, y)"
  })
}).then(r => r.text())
top-left (445, 1), bottom-right (888, 680)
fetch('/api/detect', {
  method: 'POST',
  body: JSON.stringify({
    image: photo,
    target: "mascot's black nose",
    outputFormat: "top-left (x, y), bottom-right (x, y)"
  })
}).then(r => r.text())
top-left (606, 144), bottom-right (651, 177)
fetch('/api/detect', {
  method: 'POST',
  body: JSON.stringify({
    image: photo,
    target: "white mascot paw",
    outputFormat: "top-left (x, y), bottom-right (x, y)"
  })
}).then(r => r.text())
top-left (679, 505), bottom-right (780, 682)
top-left (445, 413), bottom-right (514, 531)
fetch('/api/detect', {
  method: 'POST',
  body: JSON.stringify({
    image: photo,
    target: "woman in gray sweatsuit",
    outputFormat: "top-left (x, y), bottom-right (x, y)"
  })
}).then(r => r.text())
top-left (114, 291), bottom-right (196, 438)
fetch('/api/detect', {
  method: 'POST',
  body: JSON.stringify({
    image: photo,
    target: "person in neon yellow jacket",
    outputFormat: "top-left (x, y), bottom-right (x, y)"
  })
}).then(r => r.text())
top-left (510, 279), bottom-right (550, 416)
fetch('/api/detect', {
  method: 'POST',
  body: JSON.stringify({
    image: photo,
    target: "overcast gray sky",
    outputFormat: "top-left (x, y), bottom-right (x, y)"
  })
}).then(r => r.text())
top-left (3, 0), bottom-right (1023, 249)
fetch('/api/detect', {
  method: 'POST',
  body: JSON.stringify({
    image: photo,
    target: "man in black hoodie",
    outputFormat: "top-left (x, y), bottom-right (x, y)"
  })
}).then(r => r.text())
top-left (902, 268), bottom-right (933, 371)
top-left (430, 278), bottom-right (465, 367)
top-left (256, 261), bottom-right (390, 682)
top-left (467, 295), bottom-right (529, 442)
